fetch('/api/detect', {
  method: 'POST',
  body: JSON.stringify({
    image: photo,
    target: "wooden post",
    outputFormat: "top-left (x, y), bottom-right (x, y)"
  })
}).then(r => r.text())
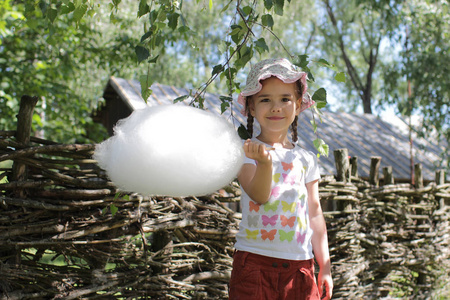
top-left (350, 156), bottom-right (358, 179)
top-left (436, 170), bottom-right (447, 209)
top-left (369, 157), bottom-right (381, 187)
top-left (334, 148), bottom-right (349, 182)
top-left (12, 95), bottom-right (38, 198)
top-left (414, 163), bottom-right (423, 189)
top-left (435, 169), bottom-right (445, 186)
top-left (383, 166), bottom-right (394, 185)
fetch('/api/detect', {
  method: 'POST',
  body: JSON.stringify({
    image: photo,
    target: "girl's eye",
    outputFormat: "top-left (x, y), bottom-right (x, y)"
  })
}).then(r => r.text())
top-left (260, 98), bottom-right (270, 102)
top-left (282, 98), bottom-right (291, 102)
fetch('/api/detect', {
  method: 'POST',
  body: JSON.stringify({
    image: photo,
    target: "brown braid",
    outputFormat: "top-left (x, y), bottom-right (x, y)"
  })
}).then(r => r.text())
top-left (291, 116), bottom-right (298, 142)
top-left (292, 79), bottom-right (304, 143)
top-left (246, 97), bottom-right (255, 137)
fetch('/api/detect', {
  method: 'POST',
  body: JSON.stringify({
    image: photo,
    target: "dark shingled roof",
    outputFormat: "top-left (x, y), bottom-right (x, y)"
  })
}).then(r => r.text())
top-left (98, 76), bottom-right (447, 181)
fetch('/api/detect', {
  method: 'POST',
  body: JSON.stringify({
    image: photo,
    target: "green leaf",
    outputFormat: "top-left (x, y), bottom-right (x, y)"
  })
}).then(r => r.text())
top-left (110, 204), bottom-right (118, 216)
top-left (47, 8), bottom-right (58, 23)
top-left (316, 101), bottom-right (327, 109)
top-left (73, 4), bottom-right (88, 23)
top-left (294, 55), bottom-right (309, 69)
top-left (212, 64), bottom-right (224, 76)
top-left (135, 45), bottom-right (150, 63)
top-left (317, 58), bottom-right (339, 72)
top-left (167, 12), bottom-right (180, 30)
top-left (313, 138), bottom-right (329, 157)
top-left (138, 0), bottom-right (149, 17)
top-left (334, 72), bottom-right (346, 82)
top-left (196, 95), bottom-right (205, 109)
top-left (154, 22), bottom-right (166, 30)
top-left (112, 0), bottom-right (121, 8)
top-left (174, 95), bottom-right (189, 103)
top-left (238, 124), bottom-right (251, 140)
top-left (230, 24), bottom-right (244, 44)
top-left (235, 44), bottom-right (253, 69)
top-left (254, 38), bottom-right (269, 54)
top-left (178, 25), bottom-right (189, 34)
top-left (139, 74), bottom-right (153, 102)
top-left (307, 71), bottom-right (314, 82)
top-left (141, 30), bottom-right (153, 42)
top-left (261, 14), bottom-right (274, 28)
top-left (33, 113), bottom-right (43, 127)
top-left (241, 6), bottom-right (252, 16)
top-left (219, 96), bottom-right (233, 102)
top-left (274, 0), bottom-right (284, 16)
top-left (209, 0), bottom-right (213, 11)
top-left (46, 35), bottom-right (57, 46)
top-left (221, 102), bottom-right (230, 114)
top-left (312, 88), bottom-right (327, 103)
top-left (264, 0), bottom-right (273, 10)
top-left (220, 1), bottom-right (232, 13)
top-left (317, 58), bottom-right (331, 66)
top-left (26, 18), bottom-right (39, 29)
top-left (310, 119), bottom-right (318, 134)
top-left (148, 55), bottom-right (159, 63)
top-left (60, 3), bottom-right (75, 14)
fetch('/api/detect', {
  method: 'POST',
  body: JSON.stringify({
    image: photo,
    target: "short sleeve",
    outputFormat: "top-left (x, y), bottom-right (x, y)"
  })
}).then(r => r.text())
top-left (305, 152), bottom-right (320, 183)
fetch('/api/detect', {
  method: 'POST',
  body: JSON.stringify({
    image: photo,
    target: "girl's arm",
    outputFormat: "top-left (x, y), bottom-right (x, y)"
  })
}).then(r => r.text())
top-left (237, 139), bottom-right (273, 204)
top-left (307, 179), bottom-right (333, 300)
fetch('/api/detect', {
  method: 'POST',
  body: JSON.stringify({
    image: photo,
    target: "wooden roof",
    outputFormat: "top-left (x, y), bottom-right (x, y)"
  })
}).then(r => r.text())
top-left (100, 76), bottom-right (447, 181)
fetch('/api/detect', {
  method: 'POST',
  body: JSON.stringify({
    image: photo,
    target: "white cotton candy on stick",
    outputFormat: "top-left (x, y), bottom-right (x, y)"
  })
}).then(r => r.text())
top-left (94, 105), bottom-right (244, 197)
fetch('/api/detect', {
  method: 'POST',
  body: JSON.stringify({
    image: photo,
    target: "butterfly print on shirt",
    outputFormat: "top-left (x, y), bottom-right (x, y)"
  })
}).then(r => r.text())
top-left (296, 231), bottom-right (307, 244)
top-left (282, 173), bottom-right (296, 185)
top-left (261, 229), bottom-right (277, 241)
top-left (249, 200), bottom-right (261, 212)
top-left (280, 215), bottom-right (295, 228)
top-left (273, 173), bottom-right (281, 183)
top-left (246, 229), bottom-right (259, 240)
top-left (279, 230), bottom-right (295, 242)
top-left (264, 200), bottom-right (279, 212)
top-left (297, 216), bottom-right (307, 230)
top-left (247, 215), bottom-right (259, 227)
top-left (281, 201), bottom-right (296, 213)
top-left (281, 161), bottom-right (294, 171)
top-left (262, 215), bottom-right (278, 227)
top-left (283, 189), bottom-right (296, 200)
top-left (270, 186), bottom-right (280, 198)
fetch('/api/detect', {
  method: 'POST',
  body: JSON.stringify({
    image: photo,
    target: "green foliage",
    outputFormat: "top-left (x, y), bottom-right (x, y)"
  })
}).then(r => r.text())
top-left (0, 0), bottom-right (341, 154)
top-left (313, 138), bottom-right (329, 157)
top-left (3, 0), bottom-right (445, 155)
top-left (384, 0), bottom-right (449, 141)
top-left (0, 0), bottom-right (139, 143)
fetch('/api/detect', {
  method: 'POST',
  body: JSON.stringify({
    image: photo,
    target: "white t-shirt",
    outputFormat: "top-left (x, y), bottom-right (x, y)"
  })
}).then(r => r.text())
top-left (234, 139), bottom-right (320, 260)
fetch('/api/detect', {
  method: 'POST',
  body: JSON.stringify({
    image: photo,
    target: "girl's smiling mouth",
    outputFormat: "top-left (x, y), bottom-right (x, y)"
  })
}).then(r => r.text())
top-left (267, 116), bottom-right (285, 120)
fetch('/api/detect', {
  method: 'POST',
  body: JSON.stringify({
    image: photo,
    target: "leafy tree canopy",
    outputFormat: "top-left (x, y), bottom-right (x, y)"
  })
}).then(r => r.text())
top-left (0, 0), bottom-right (448, 146)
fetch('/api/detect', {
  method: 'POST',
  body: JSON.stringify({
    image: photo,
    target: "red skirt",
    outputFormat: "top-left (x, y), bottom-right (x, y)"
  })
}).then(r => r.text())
top-left (229, 251), bottom-right (320, 300)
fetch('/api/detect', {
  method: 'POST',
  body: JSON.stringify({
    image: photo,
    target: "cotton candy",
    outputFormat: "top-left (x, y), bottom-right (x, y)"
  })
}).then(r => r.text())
top-left (94, 105), bottom-right (244, 197)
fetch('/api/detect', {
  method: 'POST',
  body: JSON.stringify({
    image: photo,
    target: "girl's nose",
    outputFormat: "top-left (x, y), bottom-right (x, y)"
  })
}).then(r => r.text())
top-left (271, 102), bottom-right (282, 112)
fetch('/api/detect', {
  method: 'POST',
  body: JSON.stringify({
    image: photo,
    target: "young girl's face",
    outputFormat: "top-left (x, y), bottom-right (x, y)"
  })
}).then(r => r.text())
top-left (249, 76), bottom-right (302, 136)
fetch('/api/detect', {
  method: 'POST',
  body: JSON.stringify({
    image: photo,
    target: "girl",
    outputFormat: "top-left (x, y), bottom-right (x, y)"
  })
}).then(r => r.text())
top-left (229, 58), bottom-right (333, 300)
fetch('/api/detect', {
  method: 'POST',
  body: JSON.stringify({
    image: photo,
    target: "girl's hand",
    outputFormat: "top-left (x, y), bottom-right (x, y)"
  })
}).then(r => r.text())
top-left (243, 139), bottom-right (272, 165)
top-left (318, 269), bottom-right (333, 300)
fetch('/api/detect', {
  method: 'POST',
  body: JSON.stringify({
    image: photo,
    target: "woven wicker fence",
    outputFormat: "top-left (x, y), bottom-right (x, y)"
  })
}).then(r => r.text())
top-left (0, 97), bottom-right (449, 299)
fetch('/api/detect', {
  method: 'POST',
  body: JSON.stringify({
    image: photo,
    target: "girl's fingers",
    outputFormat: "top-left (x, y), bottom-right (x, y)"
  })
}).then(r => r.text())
top-left (244, 139), bottom-right (274, 153)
